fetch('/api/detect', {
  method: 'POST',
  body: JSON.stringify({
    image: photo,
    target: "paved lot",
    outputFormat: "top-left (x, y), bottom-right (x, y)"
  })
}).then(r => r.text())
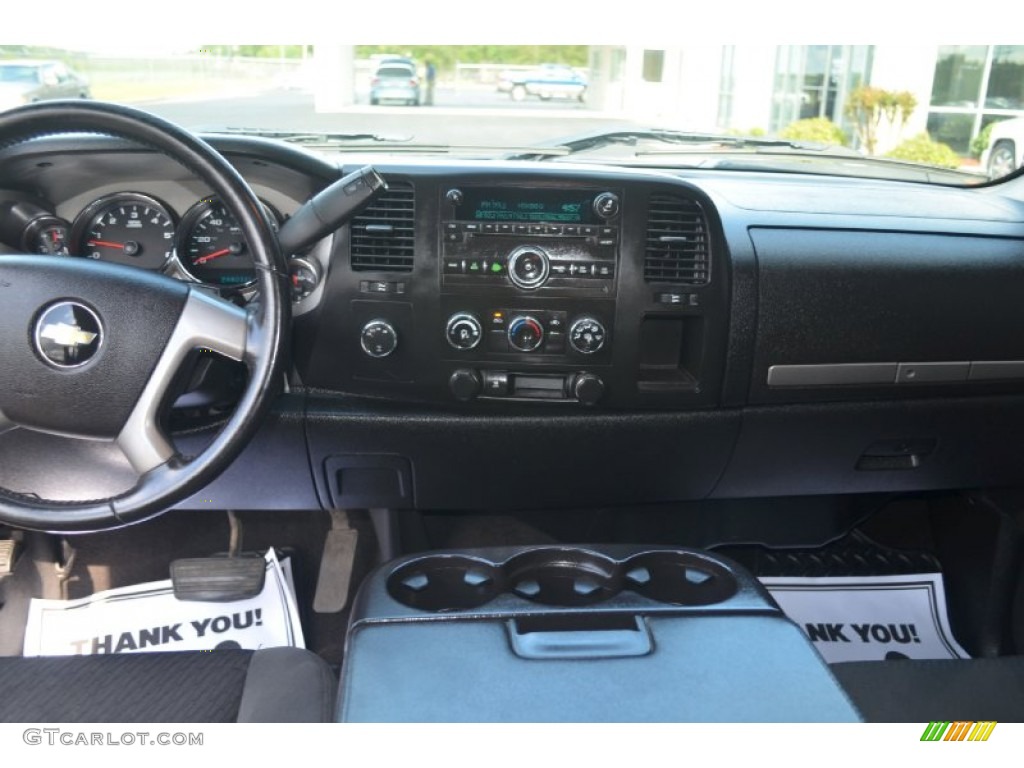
top-left (144, 88), bottom-right (638, 148)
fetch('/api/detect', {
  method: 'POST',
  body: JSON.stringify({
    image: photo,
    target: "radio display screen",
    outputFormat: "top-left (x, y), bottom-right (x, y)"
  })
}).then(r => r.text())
top-left (462, 188), bottom-right (600, 224)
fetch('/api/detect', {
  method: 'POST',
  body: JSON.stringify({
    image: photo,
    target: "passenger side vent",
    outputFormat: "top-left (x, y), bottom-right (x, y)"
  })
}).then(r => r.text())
top-left (644, 194), bottom-right (710, 284)
top-left (350, 180), bottom-right (415, 272)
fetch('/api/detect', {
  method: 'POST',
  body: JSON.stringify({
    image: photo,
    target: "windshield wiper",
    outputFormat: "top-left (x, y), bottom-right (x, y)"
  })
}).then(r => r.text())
top-left (507, 128), bottom-right (844, 161)
top-left (212, 127), bottom-right (414, 145)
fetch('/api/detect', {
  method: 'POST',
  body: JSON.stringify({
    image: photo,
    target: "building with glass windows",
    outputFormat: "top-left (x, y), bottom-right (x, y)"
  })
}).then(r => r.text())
top-left (587, 45), bottom-right (1024, 156)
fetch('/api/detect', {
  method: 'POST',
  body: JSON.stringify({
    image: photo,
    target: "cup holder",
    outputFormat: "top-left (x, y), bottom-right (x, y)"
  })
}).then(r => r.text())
top-left (385, 548), bottom-right (740, 613)
top-left (505, 548), bottom-right (621, 607)
top-left (622, 552), bottom-right (737, 606)
top-left (386, 555), bottom-right (504, 612)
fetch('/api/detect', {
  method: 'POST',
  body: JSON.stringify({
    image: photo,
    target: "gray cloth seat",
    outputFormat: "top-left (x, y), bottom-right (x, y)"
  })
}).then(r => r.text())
top-left (0, 647), bottom-right (336, 722)
top-left (832, 657), bottom-right (1024, 722)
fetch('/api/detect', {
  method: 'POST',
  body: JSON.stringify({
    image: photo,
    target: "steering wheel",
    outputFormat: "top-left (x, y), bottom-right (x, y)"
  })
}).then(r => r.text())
top-left (0, 101), bottom-right (287, 532)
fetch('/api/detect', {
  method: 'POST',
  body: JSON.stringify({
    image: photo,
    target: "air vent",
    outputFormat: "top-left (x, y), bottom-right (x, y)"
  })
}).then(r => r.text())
top-left (350, 180), bottom-right (415, 272)
top-left (644, 194), bottom-right (709, 284)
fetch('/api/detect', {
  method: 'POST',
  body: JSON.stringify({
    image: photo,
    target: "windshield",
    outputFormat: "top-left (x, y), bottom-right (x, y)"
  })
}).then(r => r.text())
top-left (2, 41), bottom-right (1022, 185)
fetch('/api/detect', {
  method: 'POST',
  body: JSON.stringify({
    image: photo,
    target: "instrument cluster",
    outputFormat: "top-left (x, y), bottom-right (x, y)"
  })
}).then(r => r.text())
top-left (3, 190), bottom-right (321, 303)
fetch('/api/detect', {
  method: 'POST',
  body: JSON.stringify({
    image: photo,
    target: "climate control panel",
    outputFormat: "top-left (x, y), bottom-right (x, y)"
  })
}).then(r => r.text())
top-left (442, 308), bottom-right (610, 361)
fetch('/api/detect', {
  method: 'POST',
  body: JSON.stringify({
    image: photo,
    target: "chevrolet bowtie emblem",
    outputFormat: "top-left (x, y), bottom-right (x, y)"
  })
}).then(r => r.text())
top-left (34, 301), bottom-right (104, 368)
top-left (39, 322), bottom-right (98, 347)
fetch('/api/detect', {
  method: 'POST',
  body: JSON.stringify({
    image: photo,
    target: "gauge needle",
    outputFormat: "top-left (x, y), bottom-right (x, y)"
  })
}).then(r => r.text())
top-left (88, 239), bottom-right (124, 249)
top-left (194, 247), bottom-right (232, 265)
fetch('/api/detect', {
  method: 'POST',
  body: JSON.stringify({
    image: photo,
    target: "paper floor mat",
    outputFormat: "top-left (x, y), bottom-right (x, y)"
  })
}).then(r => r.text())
top-left (23, 549), bottom-right (304, 656)
top-left (760, 573), bottom-right (970, 663)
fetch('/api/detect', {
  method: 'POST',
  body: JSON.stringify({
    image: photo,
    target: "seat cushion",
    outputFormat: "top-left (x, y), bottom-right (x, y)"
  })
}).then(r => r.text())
top-left (832, 657), bottom-right (1024, 722)
top-left (0, 647), bottom-right (335, 723)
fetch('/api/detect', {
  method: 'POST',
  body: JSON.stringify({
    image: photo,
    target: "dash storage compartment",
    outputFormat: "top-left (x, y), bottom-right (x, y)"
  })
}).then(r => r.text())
top-left (340, 545), bottom-right (861, 722)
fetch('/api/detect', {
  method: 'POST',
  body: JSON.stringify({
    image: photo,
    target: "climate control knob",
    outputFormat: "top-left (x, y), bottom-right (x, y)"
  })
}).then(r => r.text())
top-left (508, 315), bottom-right (545, 352)
top-left (360, 319), bottom-right (398, 358)
top-left (569, 317), bottom-right (606, 354)
top-left (507, 246), bottom-right (550, 290)
top-left (446, 312), bottom-right (482, 351)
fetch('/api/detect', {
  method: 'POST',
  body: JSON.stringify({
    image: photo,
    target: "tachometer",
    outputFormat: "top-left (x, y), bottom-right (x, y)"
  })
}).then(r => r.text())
top-left (176, 197), bottom-right (279, 288)
top-left (72, 193), bottom-right (176, 269)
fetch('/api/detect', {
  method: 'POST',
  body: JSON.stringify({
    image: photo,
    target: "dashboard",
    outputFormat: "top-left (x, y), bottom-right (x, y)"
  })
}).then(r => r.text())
top-left (4, 133), bottom-right (1024, 514)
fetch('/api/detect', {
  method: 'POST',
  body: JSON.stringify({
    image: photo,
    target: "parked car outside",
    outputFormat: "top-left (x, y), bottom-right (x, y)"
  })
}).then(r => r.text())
top-left (369, 61), bottom-right (420, 106)
top-left (498, 63), bottom-right (587, 102)
top-left (981, 116), bottom-right (1024, 179)
top-left (0, 60), bottom-right (90, 110)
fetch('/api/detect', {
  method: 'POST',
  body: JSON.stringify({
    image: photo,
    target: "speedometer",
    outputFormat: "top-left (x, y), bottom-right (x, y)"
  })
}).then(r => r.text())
top-left (72, 193), bottom-right (175, 269)
top-left (176, 197), bottom-right (279, 288)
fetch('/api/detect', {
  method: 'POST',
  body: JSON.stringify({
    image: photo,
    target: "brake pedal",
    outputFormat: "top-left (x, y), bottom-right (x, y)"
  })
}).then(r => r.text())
top-left (170, 555), bottom-right (266, 602)
top-left (169, 510), bottom-right (265, 602)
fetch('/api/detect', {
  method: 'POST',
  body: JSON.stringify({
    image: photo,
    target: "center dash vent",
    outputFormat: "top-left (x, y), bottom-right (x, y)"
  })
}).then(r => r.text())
top-left (350, 180), bottom-right (415, 272)
top-left (644, 194), bottom-right (709, 284)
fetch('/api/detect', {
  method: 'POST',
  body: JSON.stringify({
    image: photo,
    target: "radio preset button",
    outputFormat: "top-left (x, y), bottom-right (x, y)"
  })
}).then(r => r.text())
top-left (508, 315), bottom-right (545, 352)
top-left (446, 313), bottom-right (483, 351)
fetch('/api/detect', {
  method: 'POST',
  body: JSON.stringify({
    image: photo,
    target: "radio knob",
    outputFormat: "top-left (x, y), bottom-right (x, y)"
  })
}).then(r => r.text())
top-left (573, 373), bottom-right (605, 406)
top-left (446, 313), bottom-right (483, 351)
top-left (508, 315), bottom-right (545, 352)
top-left (507, 246), bottom-right (550, 290)
top-left (449, 369), bottom-right (481, 401)
top-left (593, 192), bottom-right (620, 220)
top-left (359, 319), bottom-right (398, 358)
top-left (569, 317), bottom-right (606, 355)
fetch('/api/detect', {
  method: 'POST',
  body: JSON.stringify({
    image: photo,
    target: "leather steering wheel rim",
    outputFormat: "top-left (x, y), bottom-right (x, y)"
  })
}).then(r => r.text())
top-left (0, 101), bottom-right (288, 532)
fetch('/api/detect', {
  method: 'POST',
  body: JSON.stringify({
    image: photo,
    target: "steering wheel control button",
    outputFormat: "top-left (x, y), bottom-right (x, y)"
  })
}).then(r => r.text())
top-left (508, 315), bottom-right (545, 352)
top-left (360, 319), bottom-right (398, 358)
top-left (593, 192), bottom-right (621, 220)
top-left (449, 368), bottom-right (482, 401)
top-left (34, 301), bottom-right (103, 368)
top-left (446, 313), bottom-right (483, 351)
top-left (569, 317), bottom-right (607, 355)
top-left (507, 246), bottom-right (550, 289)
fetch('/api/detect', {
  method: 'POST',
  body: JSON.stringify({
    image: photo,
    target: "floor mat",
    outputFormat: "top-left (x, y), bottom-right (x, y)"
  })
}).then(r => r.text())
top-left (760, 573), bottom-right (970, 663)
top-left (719, 530), bottom-right (969, 663)
top-left (23, 550), bottom-right (303, 656)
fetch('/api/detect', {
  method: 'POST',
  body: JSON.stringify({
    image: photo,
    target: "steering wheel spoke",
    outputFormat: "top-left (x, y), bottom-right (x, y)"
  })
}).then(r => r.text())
top-left (117, 290), bottom-right (249, 474)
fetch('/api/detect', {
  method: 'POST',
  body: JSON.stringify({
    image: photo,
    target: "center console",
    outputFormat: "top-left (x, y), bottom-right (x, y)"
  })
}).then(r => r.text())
top-left (337, 545), bottom-right (861, 722)
top-left (294, 166), bottom-right (730, 410)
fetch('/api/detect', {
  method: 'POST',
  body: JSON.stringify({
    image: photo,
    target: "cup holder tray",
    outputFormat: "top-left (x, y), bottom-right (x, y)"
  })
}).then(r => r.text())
top-left (358, 545), bottom-right (774, 619)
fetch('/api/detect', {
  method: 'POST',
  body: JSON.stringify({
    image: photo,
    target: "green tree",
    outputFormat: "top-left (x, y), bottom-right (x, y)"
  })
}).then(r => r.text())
top-left (844, 86), bottom-right (917, 155)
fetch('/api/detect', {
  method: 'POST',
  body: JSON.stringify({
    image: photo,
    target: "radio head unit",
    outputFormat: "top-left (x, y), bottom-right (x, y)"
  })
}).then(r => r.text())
top-left (441, 185), bottom-right (621, 294)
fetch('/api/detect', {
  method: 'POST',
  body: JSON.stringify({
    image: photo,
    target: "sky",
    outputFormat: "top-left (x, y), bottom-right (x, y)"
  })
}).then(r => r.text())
top-left (5, 1), bottom-right (1016, 53)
